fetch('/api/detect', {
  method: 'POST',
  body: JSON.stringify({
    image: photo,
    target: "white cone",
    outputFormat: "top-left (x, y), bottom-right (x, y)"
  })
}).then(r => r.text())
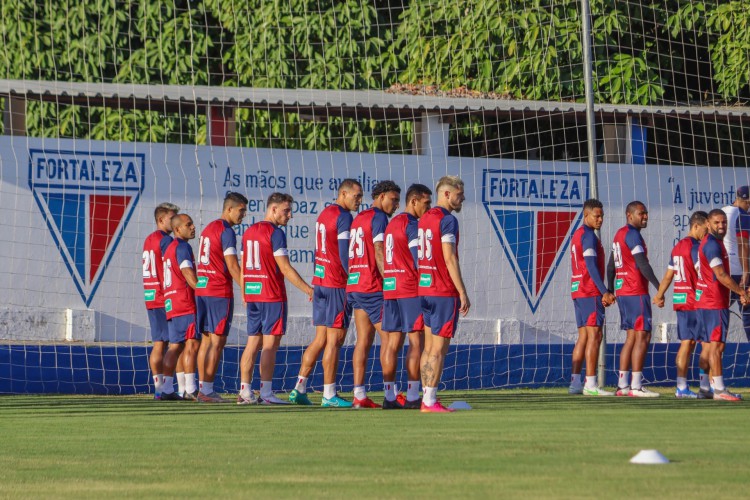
top-left (448, 400), bottom-right (472, 410)
top-left (630, 449), bottom-right (669, 464)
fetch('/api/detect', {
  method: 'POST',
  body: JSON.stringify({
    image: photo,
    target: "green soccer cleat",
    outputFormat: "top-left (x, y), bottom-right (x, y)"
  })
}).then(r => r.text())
top-left (289, 389), bottom-right (313, 406)
top-left (321, 395), bottom-right (353, 408)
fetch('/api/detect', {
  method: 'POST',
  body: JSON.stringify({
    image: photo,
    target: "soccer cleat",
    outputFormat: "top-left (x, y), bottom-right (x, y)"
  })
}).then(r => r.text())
top-left (321, 395), bottom-right (353, 408)
top-left (674, 387), bottom-right (698, 399)
top-left (237, 392), bottom-right (258, 405)
top-left (160, 391), bottom-right (183, 401)
top-left (154, 393), bottom-right (162, 401)
top-left (714, 389), bottom-right (742, 401)
top-left (182, 390), bottom-right (199, 401)
top-left (697, 388), bottom-right (714, 400)
top-left (615, 386), bottom-right (631, 397)
top-left (402, 398), bottom-right (422, 410)
top-left (583, 386), bottom-right (614, 396)
top-left (628, 387), bottom-right (660, 398)
top-left (288, 389), bottom-right (313, 406)
top-left (420, 400), bottom-right (455, 413)
top-left (382, 398), bottom-right (404, 410)
top-left (352, 397), bottom-right (381, 409)
top-left (197, 391), bottom-right (230, 403)
top-left (260, 394), bottom-right (290, 405)
top-left (568, 385), bottom-right (584, 395)
top-left (396, 393), bottom-right (407, 406)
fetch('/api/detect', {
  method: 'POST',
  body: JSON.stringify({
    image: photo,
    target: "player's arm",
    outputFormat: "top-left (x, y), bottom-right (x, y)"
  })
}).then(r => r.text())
top-left (712, 263), bottom-right (747, 298)
top-left (372, 212), bottom-right (387, 276)
top-left (181, 266), bottom-right (198, 289)
top-left (606, 252), bottom-right (616, 292)
top-left (276, 255), bottom-right (314, 300)
top-left (338, 212), bottom-right (352, 274)
top-left (443, 242), bottom-right (470, 316)
top-left (177, 246), bottom-right (198, 289)
top-left (581, 232), bottom-right (608, 296)
top-left (652, 269), bottom-right (675, 307)
top-left (633, 253), bottom-right (660, 289)
top-left (221, 228), bottom-right (243, 287)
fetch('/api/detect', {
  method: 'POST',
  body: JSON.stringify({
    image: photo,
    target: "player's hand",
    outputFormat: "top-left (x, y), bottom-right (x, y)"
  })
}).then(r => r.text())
top-left (304, 285), bottom-right (314, 302)
top-left (741, 291), bottom-right (749, 306)
top-left (459, 293), bottom-right (471, 316)
top-left (602, 292), bottom-right (615, 307)
top-left (652, 295), bottom-right (665, 308)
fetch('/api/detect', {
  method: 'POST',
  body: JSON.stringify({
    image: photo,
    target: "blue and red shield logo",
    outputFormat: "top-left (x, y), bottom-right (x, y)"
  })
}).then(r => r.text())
top-left (29, 148), bottom-right (144, 306)
top-left (482, 169), bottom-right (589, 312)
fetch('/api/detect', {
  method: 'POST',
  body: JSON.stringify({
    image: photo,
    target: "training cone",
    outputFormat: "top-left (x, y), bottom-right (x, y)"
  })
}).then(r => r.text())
top-left (448, 401), bottom-right (472, 410)
top-left (630, 449), bottom-right (669, 464)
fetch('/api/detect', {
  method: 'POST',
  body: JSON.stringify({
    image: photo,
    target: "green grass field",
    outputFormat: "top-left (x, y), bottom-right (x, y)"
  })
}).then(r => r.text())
top-left (1, 388), bottom-right (749, 499)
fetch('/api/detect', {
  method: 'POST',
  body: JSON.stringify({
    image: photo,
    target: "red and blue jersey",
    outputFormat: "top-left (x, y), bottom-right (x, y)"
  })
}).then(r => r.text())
top-left (612, 224), bottom-right (649, 296)
top-left (162, 238), bottom-right (196, 319)
top-left (242, 221), bottom-right (288, 303)
top-left (697, 233), bottom-right (730, 310)
top-left (143, 230), bottom-right (173, 309)
top-left (196, 219), bottom-right (237, 298)
top-left (312, 204), bottom-right (353, 289)
top-left (417, 207), bottom-right (460, 298)
top-left (383, 212), bottom-right (420, 300)
top-left (570, 225), bottom-right (604, 299)
top-left (667, 237), bottom-right (700, 311)
top-left (346, 207), bottom-right (389, 294)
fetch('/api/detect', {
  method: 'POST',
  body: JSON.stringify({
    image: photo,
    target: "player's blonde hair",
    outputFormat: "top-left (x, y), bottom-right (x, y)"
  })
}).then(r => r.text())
top-left (435, 175), bottom-right (464, 194)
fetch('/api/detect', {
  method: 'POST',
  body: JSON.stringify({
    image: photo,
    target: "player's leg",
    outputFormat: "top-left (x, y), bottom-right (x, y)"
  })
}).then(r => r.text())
top-left (404, 330), bottom-right (424, 408)
top-left (628, 329), bottom-right (656, 397)
top-left (175, 351), bottom-right (186, 397)
top-left (198, 297), bottom-right (233, 403)
top-left (147, 308), bottom-right (169, 399)
top-left (674, 340), bottom-right (696, 397)
top-left (290, 325), bottom-right (327, 404)
top-left (570, 328), bottom-right (587, 394)
top-left (615, 297), bottom-right (634, 395)
top-left (420, 296), bottom-right (458, 412)
top-left (259, 334), bottom-right (285, 404)
top-left (195, 297), bottom-right (210, 388)
top-left (257, 302), bottom-right (287, 405)
top-left (707, 309), bottom-right (739, 400)
top-left (379, 327), bottom-right (403, 408)
top-left (182, 336), bottom-right (200, 400)
top-left (321, 326), bottom-right (350, 407)
top-left (697, 339), bottom-right (713, 398)
top-left (351, 307), bottom-right (376, 407)
top-left (582, 326), bottom-right (613, 396)
top-left (161, 342), bottom-right (185, 399)
top-left (238, 335), bottom-right (262, 405)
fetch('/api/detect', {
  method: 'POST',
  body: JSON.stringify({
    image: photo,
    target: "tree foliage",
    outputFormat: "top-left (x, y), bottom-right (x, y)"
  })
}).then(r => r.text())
top-left (0, 0), bottom-right (748, 148)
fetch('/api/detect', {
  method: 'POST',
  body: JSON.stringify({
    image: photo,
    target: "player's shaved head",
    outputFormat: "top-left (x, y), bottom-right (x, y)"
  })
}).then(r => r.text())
top-left (170, 213), bottom-right (191, 230)
top-left (267, 192), bottom-right (293, 206)
top-left (689, 210), bottom-right (708, 227)
top-left (626, 200), bottom-right (646, 215)
top-left (154, 202), bottom-right (179, 222)
top-left (223, 192), bottom-right (249, 210)
top-left (406, 183), bottom-right (432, 204)
top-left (338, 178), bottom-right (362, 195)
top-left (708, 208), bottom-right (726, 220)
top-left (583, 199), bottom-right (603, 213)
top-left (435, 175), bottom-right (464, 194)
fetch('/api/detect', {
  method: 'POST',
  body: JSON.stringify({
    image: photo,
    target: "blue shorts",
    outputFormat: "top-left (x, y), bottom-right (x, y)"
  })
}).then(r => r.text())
top-left (698, 309), bottom-right (729, 343)
top-left (168, 314), bottom-right (199, 344)
top-left (573, 297), bottom-right (604, 328)
top-left (348, 291), bottom-right (383, 325)
top-left (382, 297), bottom-right (424, 333)
top-left (247, 302), bottom-right (287, 336)
top-left (617, 294), bottom-right (652, 332)
top-left (147, 308), bottom-right (169, 343)
top-left (313, 286), bottom-right (352, 329)
top-left (676, 310), bottom-right (703, 342)
top-left (196, 296), bottom-right (234, 336)
top-left (421, 296), bottom-right (460, 338)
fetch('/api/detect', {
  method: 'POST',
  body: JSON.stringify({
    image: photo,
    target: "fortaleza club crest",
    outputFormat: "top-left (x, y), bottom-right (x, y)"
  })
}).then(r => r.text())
top-left (29, 148), bottom-right (145, 306)
top-left (482, 169), bottom-right (589, 312)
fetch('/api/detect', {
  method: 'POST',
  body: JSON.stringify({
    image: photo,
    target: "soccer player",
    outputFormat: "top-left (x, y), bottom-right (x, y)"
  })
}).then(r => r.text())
top-left (721, 186), bottom-right (750, 339)
top-left (195, 192), bottom-right (248, 403)
top-left (142, 202), bottom-right (179, 399)
top-left (237, 193), bottom-right (314, 405)
top-left (695, 209), bottom-right (748, 401)
top-left (160, 214), bottom-right (200, 401)
top-left (381, 183), bottom-right (433, 409)
top-left (652, 211), bottom-right (709, 399)
top-left (347, 180), bottom-right (401, 409)
top-left (607, 201), bottom-right (661, 397)
top-left (289, 179), bottom-right (363, 407)
top-left (418, 175), bottom-right (470, 413)
top-left (568, 199), bottom-right (616, 396)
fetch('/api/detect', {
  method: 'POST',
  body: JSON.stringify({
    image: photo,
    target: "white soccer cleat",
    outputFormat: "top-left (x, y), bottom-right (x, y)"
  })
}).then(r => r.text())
top-left (260, 394), bottom-right (290, 405)
top-left (237, 391), bottom-right (259, 405)
top-left (568, 385), bottom-right (583, 395)
top-left (583, 386), bottom-right (614, 396)
top-left (628, 386), bottom-right (660, 398)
